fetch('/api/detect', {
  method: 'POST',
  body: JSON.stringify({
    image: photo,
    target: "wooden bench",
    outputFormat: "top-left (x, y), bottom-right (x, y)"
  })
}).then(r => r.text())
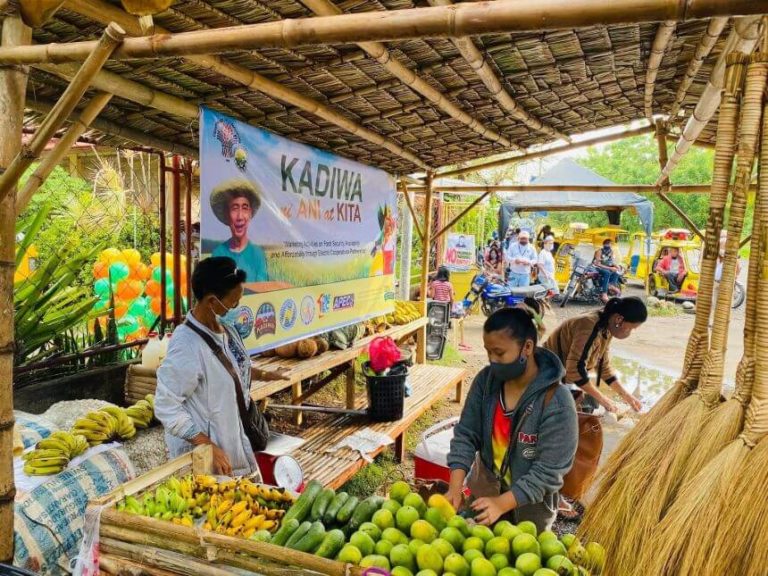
top-left (287, 363), bottom-right (466, 489)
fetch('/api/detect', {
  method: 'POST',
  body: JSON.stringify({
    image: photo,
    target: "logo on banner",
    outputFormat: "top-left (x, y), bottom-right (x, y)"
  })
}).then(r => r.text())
top-left (384, 291), bottom-right (396, 301)
top-left (333, 294), bottom-right (355, 311)
top-left (213, 117), bottom-right (247, 171)
top-left (279, 299), bottom-right (297, 330)
top-left (317, 294), bottom-right (331, 318)
top-left (253, 303), bottom-right (276, 339)
top-left (229, 306), bottom-right (255, 339)
top-left (300, 296), bottom-right (315, 325)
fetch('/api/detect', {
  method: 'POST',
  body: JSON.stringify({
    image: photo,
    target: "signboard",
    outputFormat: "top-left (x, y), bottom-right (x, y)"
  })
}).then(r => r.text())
top-left (443, 233), bottom-right (476, 271)
top-left (200, 107), bottom-right (397, 353)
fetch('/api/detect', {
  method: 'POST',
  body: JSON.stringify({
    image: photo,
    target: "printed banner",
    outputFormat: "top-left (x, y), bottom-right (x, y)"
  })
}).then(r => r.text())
top-left (444, 233), bottom-right (476, 271)
top-left (200, 107), bottom-right (397, 353)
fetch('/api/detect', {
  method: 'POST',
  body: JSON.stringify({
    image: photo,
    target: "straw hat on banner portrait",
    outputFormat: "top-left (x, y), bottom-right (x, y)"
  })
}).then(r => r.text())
top-left (209, 179), bottom-right (262, 226)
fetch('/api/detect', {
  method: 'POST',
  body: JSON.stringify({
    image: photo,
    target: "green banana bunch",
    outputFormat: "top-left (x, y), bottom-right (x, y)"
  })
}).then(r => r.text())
top-left (73, 411), bottom-right (118, 446)
top-left (100, 406), bottom-right (137, 440)
top-left (124, 496), bottom-right (144, 514)
top-left (125, 398), bottom-right (153, 429)
top-left (23, 453), bottom-right (69, 476)
top-left (46, 431), bottom-right (89, 458)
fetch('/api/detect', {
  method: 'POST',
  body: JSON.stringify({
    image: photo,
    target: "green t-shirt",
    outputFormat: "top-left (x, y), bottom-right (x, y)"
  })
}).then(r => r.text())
top-left (212, 241), bottom-right (268, 283)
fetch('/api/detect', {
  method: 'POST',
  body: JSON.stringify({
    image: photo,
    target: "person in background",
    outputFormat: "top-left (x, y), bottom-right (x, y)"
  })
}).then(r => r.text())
top-left (429, 265), bottom-right (471, 351)
top-left (210, 179), bottom-right (269, 283)
top-left (536, 235), bottom-right (559, 294)
top-left (537, 224), bottom-right (553, 247)
top-left (655, 247), bottom-right (687, 293)
top-left (506, 230), bottom-right (537, 287)
top-left (446, 307), bottom-right (578, 532)
top-left (593, 238), bottom-right (621, 303)
top-left (485, 241), bottom-right (504, 277)
top-left (155, 257), bottom-right (259, 476)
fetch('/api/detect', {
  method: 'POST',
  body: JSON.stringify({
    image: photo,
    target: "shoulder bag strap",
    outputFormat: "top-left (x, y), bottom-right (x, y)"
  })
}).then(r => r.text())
top-left (185, 320), bottom-right (251, 427)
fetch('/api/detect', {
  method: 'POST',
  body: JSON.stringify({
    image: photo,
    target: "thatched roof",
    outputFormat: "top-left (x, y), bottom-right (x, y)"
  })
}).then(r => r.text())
top-left (23, 2), bottom-right (741, 174)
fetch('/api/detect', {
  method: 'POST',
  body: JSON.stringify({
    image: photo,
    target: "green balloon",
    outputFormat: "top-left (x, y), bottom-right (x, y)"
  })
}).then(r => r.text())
top-left (128, 296), bottom-right (149, 317)
top-left (118, 314), bottom-right (140, 335)
top-left (152, 267), bottom-right (173, 284)
top-left (109, 262), bottom-right (130, 282)
top-left (93, 298), bottom-right (110, 312)
top-left (166, 282), bottom-right (175, 298)
top-left (94, 278), bottom-right (111, 298)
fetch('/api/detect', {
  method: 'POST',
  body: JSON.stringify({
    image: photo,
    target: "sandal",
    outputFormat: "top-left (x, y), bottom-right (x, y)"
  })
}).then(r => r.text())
top-left (558, 497), bottom-right (583, 522)
top-left (458, 344), bottom-right (472, 351)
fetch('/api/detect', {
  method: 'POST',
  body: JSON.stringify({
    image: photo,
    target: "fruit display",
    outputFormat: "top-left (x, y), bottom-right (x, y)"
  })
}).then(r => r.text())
top-left (388, 301), bottom-right (422, 326)
top-left (125, 394), bottom-right (155, 429)
top-left (115, 474), bottom-right (294, 538)
top-left (258, 479), bottom-right (606, 575)
top-left (21, 431), bottom-right (89, 476)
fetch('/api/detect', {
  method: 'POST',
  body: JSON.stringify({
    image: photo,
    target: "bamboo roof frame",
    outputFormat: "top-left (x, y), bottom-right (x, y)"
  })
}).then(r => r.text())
top-left (644, 21), bottom-right (677, 119)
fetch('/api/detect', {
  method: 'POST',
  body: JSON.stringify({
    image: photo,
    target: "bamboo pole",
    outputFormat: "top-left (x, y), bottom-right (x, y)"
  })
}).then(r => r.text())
top-left (408, 183), bottom-right (747, 194)
top-left (64, 1), bottom-right (430, 171)
top-left (657, 16), bottom-right (761, 185)
top-left (400, 181), bottom-right (424, 241)
top-left (297, 0), bottom-right (516, 150)
top-left (17, 91), bottom-right (112, 212)
top-left (668, 17), bottom-right (728, 119)
top-left (171, 154), bottom-right (182, 326)
top-left (0, 9), bottom-right (29, 565)
top-left (436, 124), bottom-right (655, 179)
top-left (425, 0), bottom-right (568, 142)
top-left (645, 21), bottom-right (677, 119)
top-left (3, 0), bottom-right (766, 64)
top-left (18, 0), bottom-right (66, 27)
top-left (657, 190), bottom-right (705, 240)
top-left (0, 22), bottom-right (125, 204)
top-left (416, 172), bottom-right (434, 364)
top-left (433, 188), bottom-right (493, 241)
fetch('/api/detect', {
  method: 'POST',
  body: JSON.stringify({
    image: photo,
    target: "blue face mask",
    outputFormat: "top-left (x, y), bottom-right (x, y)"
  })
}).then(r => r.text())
top-left (213, 297), bottom-right (239, 326)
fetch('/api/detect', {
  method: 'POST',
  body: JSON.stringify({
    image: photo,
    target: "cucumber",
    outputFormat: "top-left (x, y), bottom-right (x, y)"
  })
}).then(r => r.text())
top-left (283, 480), bottom-right (323, 524)
top-left (310, 488), bottom-right (335, 522)
top-left (348, 495), bottom-right (385, 532)
top-left (335, 495), bottom-right (359, 525)
top-left (314, 529), bottom-right (346, 558)
top-left (284, 521), bottom-right (312, 549)
top-left (291, 521), bottom-right (326, 552)
top-left (324, 492), bottom-right (349, 525)
top-left (270, 519), bottom-right (300, 547)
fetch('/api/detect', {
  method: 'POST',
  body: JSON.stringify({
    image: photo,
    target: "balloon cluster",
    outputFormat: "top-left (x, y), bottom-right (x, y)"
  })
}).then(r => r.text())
top-left (92, 248), bottom-right (188, 341)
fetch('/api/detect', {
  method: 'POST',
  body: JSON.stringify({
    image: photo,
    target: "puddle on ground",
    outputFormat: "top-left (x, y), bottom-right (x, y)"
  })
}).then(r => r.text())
top-left (610, 355), bottom-right (734, 411)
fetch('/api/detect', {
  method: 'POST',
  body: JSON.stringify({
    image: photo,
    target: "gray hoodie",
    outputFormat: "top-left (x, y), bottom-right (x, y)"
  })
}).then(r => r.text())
top-left (448, 347), bottom-right (578, 527)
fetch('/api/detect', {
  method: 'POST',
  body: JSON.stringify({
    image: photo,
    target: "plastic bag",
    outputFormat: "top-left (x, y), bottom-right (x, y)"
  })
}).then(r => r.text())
top-left (368, 337), bottom-right (401, 374)
top-left (71, 505), bottom-right (104, 576)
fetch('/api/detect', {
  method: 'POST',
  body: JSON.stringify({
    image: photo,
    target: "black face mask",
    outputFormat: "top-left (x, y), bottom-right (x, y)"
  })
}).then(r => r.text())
top-left (490, 353), bottom-right (527, 382)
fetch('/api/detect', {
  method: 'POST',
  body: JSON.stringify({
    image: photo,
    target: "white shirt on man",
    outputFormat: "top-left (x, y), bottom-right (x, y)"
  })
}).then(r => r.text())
top-left (505, 241), bottom-right (537, 275)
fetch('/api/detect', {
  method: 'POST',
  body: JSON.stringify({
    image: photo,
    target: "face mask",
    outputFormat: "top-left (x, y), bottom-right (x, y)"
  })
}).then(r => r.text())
top-left (213, 297), bottom-right (239, 325)
top-left (490, 353), bottom-right (527, 382)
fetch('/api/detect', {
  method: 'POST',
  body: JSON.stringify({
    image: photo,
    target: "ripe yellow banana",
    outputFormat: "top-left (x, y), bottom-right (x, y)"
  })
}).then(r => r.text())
top-left (216, 500), bottom-right (233, 517)
top-left (36, 437), bottom-right (71, 453)
top-left (23, 448), bottom-right (67, 461)
top-left (230, 509), bottom-right (252, 529)
top-left (24, 463), bottom-right (66, 476)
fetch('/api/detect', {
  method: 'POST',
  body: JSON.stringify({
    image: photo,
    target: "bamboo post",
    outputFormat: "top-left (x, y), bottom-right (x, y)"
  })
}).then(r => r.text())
top-left (416, 172), bottom-right (434, 364)
top-left (171, 154), bottom-right (182, 326)
top-left (657, 190), bottom-right (705, 240)
top-left (433, 188), bottom-right (493, 241)
top-left (17, 91), bottom-right (113, 213)
top-left (644, 21), bottom-right (676, 119)
top-left (400, 181), bottom-right (424, 241)
top-left (0, 11), bottom-right (30, 563)
top-left (159, 153), bottom-right (167, 334)
top-left (398, 180), bottom-right (414, 300)
top-left (184, 159), bottom-right (192, 310)
top-left (0, 22), bottom-right (125, 204)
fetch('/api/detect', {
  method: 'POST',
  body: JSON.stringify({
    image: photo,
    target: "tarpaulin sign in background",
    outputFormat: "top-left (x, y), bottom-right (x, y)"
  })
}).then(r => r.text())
top-left (444, 233), bottom-right (476, 272)
top-left (200, 107), bottom-right (397, 353)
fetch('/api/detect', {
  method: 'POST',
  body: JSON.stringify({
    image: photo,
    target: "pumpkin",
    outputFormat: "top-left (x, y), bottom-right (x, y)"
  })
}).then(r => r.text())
top-left (275, 343), bottom-right (298, 359)
top-left (297, 339), bottom-right (318, 359)
top-left (313, 336), bottom-right (329, 355)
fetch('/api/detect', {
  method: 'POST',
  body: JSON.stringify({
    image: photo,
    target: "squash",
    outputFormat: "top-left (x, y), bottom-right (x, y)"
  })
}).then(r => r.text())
top-left (297, 338), bottom-right (318, 359)
top-left (313, 336), bottom-right (329, 355)
top-left (275, 342), bottom-right (298, 359)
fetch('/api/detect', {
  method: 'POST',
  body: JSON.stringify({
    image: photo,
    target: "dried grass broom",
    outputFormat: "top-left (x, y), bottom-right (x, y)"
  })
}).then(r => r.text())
top-left (576, 53), bottom-right (748, 560)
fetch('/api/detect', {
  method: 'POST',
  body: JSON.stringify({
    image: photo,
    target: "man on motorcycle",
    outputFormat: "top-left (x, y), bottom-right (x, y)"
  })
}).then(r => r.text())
top-left (593, 239), bottom-right (621, 303)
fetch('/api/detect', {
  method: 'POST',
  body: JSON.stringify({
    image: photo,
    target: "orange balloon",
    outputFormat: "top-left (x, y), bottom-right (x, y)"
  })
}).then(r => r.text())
top-left (114, 303), bottom-right (128, 318)
top-left (116, 279), bottom-right (144, 301)
top-left (150, 252), bottom-right (161, 267)
top-left (150, 298), bottom-right (161, 315)
top-left (138, 262), bottom-right (152, 281)
top-left (93, 261), bottom-right (109, 279)
top-left (145, 280), bottom-right (161, 298)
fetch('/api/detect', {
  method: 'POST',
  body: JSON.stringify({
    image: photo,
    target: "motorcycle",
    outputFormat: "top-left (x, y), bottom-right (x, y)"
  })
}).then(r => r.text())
top-left (559, 257), bottom-right (624, 308)
top-left (463, 271), bottom-right (548, 317)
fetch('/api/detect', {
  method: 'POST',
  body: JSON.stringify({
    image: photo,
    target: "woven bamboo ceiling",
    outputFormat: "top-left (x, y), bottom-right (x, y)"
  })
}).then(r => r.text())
top-left (23, 1), bottom-right (744, 174)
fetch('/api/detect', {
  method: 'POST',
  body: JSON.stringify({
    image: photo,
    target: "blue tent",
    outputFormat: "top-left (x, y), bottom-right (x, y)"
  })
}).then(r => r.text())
top-left (498, 158), bottom-right (654, 237)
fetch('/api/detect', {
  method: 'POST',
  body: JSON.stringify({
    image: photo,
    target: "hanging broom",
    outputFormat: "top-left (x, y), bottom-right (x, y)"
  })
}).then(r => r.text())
top-left (577, 52), bottom-right (748, 556)
top-left (636, 60), bottom-right (768, 576)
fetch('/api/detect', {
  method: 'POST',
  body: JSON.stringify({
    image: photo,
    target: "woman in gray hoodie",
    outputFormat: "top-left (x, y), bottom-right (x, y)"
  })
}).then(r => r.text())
top-left (446, 307), bottom-right (578, 531)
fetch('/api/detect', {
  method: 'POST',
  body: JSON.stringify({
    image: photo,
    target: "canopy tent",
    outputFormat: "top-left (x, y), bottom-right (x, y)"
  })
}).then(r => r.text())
top-left (498, 158), bottom-right (654, 237)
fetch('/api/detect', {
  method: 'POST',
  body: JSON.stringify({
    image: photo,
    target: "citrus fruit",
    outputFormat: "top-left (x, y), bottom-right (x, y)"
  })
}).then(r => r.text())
top-left (489, 554), bottom-right (509, 571)
top-left (540, 539), bottom-right (566, 561)
top-left (412, 519), bottom-right (439, 544)
top-left (350, 532), bottom-right (375, 557)
top-left (448, 515), bottom-right (471, 538)
top-left (538, 531), bottom-right (558, 544)
top-left (512, 534), bottom-right (540, 558)
top-left (501, 526), bottom-right (523, 543)
top-left (432, 538), bottom-right (455, 559)
top-left (416, 571), bottom-right (438, 576)
top-left (444, 553), bottom-right (470, 576)
top-left (337, 544), bottom-right (362, 564)
top-left (404, 493), bottom-right (428, 516)
top-left (584, 542), bottom-right (606, 572)
top-left (559, 534), bottom-right (577, 550)
top-left (462, 537), bottom-right (485, 553)
top-left (359, 522), bottom-right (382, 541)
top-left (497, 569), bottom-right (524, 576)
top-left (409, 539), bottom-right (427, 555)
top-left (428, 494), bottom-right (457, 520)
top-left (417, 544), bottom-right (445, 574)
top-left (493, 521), bottom-right (514, 537)
top-left (567, 542), bottom-right (586, 566)
top-left (397, 506), bottom-right (421, 533)
top-left (383, 527), bottom-right (409, 546)
top-left (373, 509), bottom-right (395, 531)
top-left (545, 555), bottom-right (574, 575)
top-left (515, 552), bottom-right (541, 576)
top-left (440, 527), bottom-right (466, 550)
top-left (361, 555), bottom-right (391, 570)
top-left (375, 539), bottom-right (394, 557)
top-left (425, 507), bottom-right (448, 532)
top-left (485, 536), bottom-right (510, 558)
top-left (463, 549), bottom-right (484, 565)
top-left (532, 570), bottom-right (558, 576)
top-left (392, 567), bottom-right (415, 576)
top-left (383, 499), bottom-right (403, 516)
top-left (471, 525), bottom-right (495, 543)
top-left (470, 556), bottom-right (497, 576)
top-left (391, 544), bottom-right (417, 571)
top-left (390, 481), bottom-right (412, 503)
top-left (517, 521), bottom-right (537, 538)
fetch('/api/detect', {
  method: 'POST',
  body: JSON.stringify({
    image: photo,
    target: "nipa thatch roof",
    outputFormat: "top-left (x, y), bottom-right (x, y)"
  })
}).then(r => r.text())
top-left (23, 1), bottom-right (734, 174)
